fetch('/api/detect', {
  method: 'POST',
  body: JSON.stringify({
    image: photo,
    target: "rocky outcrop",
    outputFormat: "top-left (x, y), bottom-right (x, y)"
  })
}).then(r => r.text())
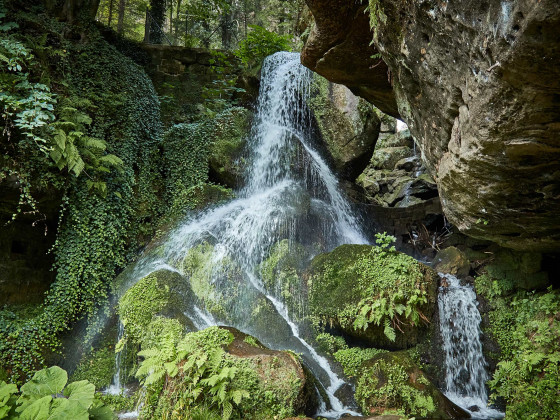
top-left (301, 0), bottom-right (398, 117)
top-left (302, 0), bottom-right (560, 252)
top-left (356, 129), bottom-right (439, 208)
top-left (307, 75), bottom-right (381, 180)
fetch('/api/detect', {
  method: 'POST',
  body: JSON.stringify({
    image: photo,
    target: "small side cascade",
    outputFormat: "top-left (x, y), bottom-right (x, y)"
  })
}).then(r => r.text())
top-left (105, 321), bottom-right (125, 396)
top-left (438, 273), bottom-right (503, 419)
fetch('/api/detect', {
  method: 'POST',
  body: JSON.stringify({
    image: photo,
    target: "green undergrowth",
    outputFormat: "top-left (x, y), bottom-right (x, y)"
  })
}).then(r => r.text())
top-left (356, 356), bottom-right (435, 417)
top-left (135, 326), bottom-right (306, 420)
top-left (0, 4), bottom-right (163, 382)
top-left (475, 275), bottom-right (560, 419)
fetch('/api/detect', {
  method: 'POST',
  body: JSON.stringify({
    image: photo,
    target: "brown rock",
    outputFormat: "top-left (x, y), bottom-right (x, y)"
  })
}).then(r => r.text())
top-left (301, 0), bottom-right (398, 117)
top-left (302, 0), bottom-right (560, 252)
top-left (434, 246), bottom-right (471, 278)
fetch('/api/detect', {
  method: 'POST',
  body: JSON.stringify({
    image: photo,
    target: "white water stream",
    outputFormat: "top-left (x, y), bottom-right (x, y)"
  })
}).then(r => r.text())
top-left (439, 273), bottom-right (504, 419)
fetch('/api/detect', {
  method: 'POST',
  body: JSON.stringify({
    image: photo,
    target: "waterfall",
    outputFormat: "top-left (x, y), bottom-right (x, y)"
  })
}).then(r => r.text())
top-left (116, 52), bottom-right (367, 418)
top-left (438, 273), bottom-right (504, 419)
top-left (105, 321), bottom-right (124, 396)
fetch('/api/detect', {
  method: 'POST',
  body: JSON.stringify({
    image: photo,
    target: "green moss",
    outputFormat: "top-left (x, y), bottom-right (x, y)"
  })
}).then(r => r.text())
top-left (70, 346), bottom-right (115, 390)
top-left (180, 242), bottom-right (244, 319)
top-left (307, 234), bottom-right (437, 347)
top-left (118, 273), bottom-right (171, 344)
top-left (356, 352), bottom-right (436, 417)
top-left (334, 347), bottom-right (388, 378)
top-left (259, 240), bottom-right (309, 318)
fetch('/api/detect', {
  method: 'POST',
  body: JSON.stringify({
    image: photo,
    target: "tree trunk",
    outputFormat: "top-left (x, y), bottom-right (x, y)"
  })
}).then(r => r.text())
top-left (143, 9), bottom-right (151, 43)
top-left (107, 0), bottom-right (114, 27)
top-left (149, 0), bottom-right (166, 44)
top-left (169, 0), bottom-right (173, 40)
top-left (221, 12), bottom-right (232, 49)
top-left (175, 0), bottom-right (181, 39)
top-left (48, 0), bottom-right (101, 24)
top-left (117, 0), bottom-right (125, 34)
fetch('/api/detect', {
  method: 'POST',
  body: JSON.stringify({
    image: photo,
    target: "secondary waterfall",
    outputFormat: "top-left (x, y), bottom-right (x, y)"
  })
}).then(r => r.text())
top-left (438, 273), bottom-right (503, 419)
top-left (117, 52), bottom-right (367, 417)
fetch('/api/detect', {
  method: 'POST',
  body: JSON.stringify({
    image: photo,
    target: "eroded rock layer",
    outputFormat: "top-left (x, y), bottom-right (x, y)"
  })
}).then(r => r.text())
top-left (302, 0), bottom-right (560, 252)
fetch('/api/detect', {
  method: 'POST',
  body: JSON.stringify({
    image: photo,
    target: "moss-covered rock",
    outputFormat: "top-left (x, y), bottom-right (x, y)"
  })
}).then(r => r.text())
top-left (355, 351), bottom-right (469, 419)
top-left (307, 74), bottom-right (380, 180)
top-left (307, 242), bottom-right (438, 349)
top-left (259, 240), bottom-right (310, 318)
top-left (118, 269), bottom-right (194, 345)
top-left (139, 326), bottom-right (318, 419)
top-left (207, 107), bottom-right (252, 188)
top-left (434, 246), bottom-right (471, 278)
top-left (369, 147), bottom-right (413, 171)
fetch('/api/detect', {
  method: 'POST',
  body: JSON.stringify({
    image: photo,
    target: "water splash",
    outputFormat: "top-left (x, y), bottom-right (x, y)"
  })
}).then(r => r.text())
top-left (438, 273), bottom-right (503, 419)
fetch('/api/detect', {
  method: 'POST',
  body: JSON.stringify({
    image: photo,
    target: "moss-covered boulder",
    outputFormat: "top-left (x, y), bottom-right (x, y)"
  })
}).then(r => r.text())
top-left (355, 351), bottom-right (469, 419)
top-left (307, 241), bottom-right (438, 349)
top-left (207, 107), bottom-right (252, 188)
top-left (434, 246), bottom-right (471, 278)
top-left (118, 269), bottom-right (195, 345)
top-left (259, 240), bottom-right (310, 318)
top-left (138, 326), bottom-right (317, 419)
top-left (307, 75), bottom-right (380, 180)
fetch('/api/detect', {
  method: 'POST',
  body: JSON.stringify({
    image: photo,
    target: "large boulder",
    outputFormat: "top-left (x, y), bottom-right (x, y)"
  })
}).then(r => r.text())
top-left (355, 351), bottom-right (470, 419)
top-left (307, 75), bottom-right (381, 180)
top-left (140, 326), bottom-right (318, 419)
top-left (302, 0), bottom-right (560, 252)
top-left (307, 243), bottom-right (439, 349)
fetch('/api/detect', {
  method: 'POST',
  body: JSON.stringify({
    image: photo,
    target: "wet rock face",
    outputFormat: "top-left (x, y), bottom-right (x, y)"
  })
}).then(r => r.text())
top-left (302, 0), bottom-right (560, 252)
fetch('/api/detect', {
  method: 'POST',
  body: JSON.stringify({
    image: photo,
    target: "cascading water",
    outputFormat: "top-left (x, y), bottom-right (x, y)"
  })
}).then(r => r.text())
top-left (105, 321), bottom-right (125, 395)
top-left (438, 273), bottom-right (504, 419)
top-left (116, 52), bottom-right (367, 418)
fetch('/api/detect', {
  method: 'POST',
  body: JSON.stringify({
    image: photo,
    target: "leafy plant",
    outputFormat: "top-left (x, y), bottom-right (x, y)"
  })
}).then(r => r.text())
top-left (478, 283), bottom-right (560, 419)
top-left (352, 233), bottom-right (430, 341)
top-left (234, 25), bottom-right (290, 67)
top-left (136, 327), bottom-right (250, 420)
top-left (202, 51), bottom-right (245, 112)
top-left (0, 366), bottom-right (114, 419)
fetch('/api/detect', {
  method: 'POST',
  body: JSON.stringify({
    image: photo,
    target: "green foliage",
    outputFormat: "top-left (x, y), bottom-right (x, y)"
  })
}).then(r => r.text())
top-left (242, 336), bottom-right (261, 348)
top-left (136, 327), bottom-right (249, 420)
top-left (476, 276), bottom-right (560, 419)
top-left (0, 7), bottom-right (162, 382)
top-left (162, 107), bottom-right (246, 220)
top-left (0, 366), bottom-right (114, 419)
top-left (70, 346), bottom-right (116, 390)
top-left (356, 359), bottom-right (435, 417)
top-left (203, 51), bottom-right (245, 112)
top-left (315, 333), bottom-right (348, 355)
top-left (333, 347), bottom-right (387, 378)
top-left (136, 327), bottom-right (303, 420)
top-left (234, 25), bottom-right (290, 67)
top-left (352, 233), bottom-right (430, 340)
